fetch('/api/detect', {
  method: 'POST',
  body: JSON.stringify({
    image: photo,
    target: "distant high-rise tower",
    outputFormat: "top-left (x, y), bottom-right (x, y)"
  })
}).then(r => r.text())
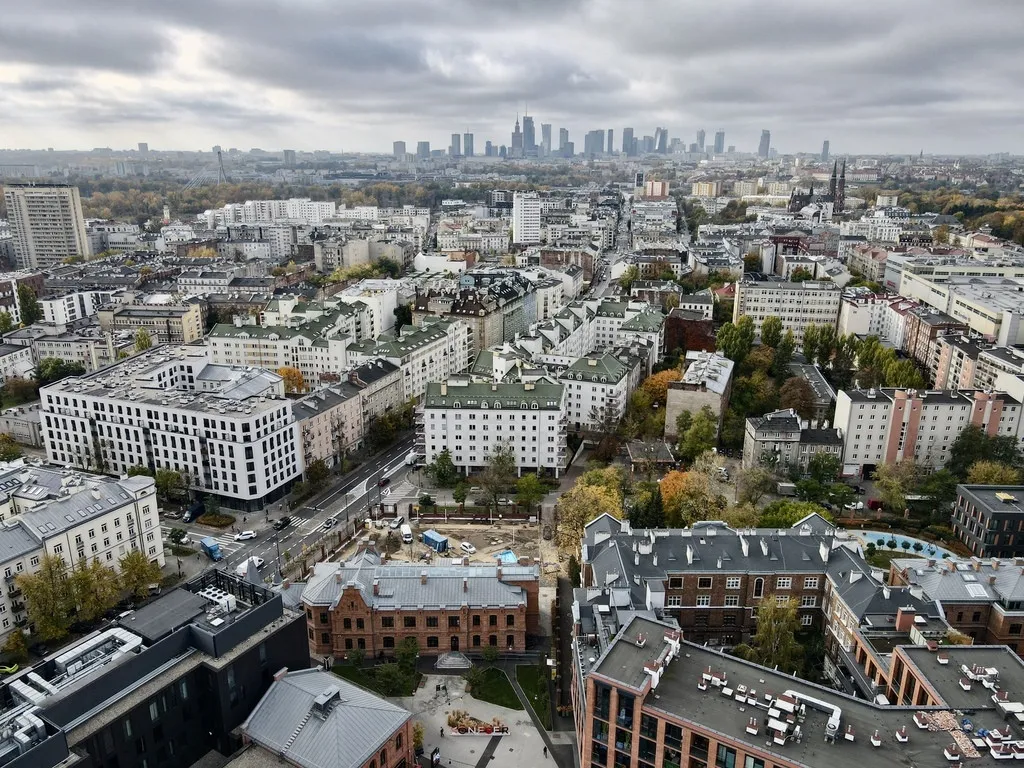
top-left (137, 142), bottom-right (149, 154)
top-left (559, 128), bottom-right (570, 156)
top-left (713, 130), bottom-right (725, 154)
top-left (622, 127), bottom-right (634, 156)
top-left (463, 133), bottom-right (474, 157)
top-left (607, 129), bottom-right (615, 154)
top-left (512, 192), bottom-right (541, 244)
top-left (416, 141), bottom-right (430, 159)
top-left (511, 117), bottom-right (524, 158)
top-left (393, 141), bottom-right (406, 159)
top-left (450, 133), bottom-right (461, 157)
top-left (821, 140), bottom-right (830, 163)
top-left (523, 115), bottom-right (536, 153)
top-left (656, 128), bottom-right (668, 154)
top-left (541, 124), bottom-right (552, 156)
top-left (758, 130), bottom-right (771, 158)
top-left (696, 129), bottom-right (705, 151)
top-left (4, 183), bottom-right (90, 269)
top-left (283, 149), bottom-right (296, 167)
top-left (484, 140), bottom-right (493, 157)
top-left (836, 160), bottom-right (847, 212)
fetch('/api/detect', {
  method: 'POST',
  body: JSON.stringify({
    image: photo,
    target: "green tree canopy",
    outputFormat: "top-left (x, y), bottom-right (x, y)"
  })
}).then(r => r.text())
top-left (16, 285), bottom-right (41, 326)
top-left (134, 328), bottom-right (153, 352)
top-left (17, 554), bottom-right (73, 641)
top-left (760, 316), bottom-right (783, 349)
top-left (759, 500), bottom-right (832, 528)
top-left (678, 405), bottom-right (718, 463)
top-left (732, 595), bottom-right (803, 674)
top-left (515, 473), bottom-right (546, 513)
top-left (779, 376), bottom-right (817, 422)
top-left (118, 550), bottom-right (162, 600)
top-left (947, 425), bottom-right (1022, 480)
top-left (427, 449), bottom-right (459, 488)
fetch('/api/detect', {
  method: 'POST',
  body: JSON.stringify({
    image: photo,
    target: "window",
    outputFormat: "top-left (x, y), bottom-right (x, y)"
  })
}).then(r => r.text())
top-left (776, 577), bottom-right (792, 589)
top-left (1011, 624), bottom-right (1023, 636)
top-left (506, 615), bottom-right (515, 627)
top-left (356, 618), bottom-right (364, 630)
top-left (448, 616), bottom-right (460, 628)
top-left (696, 595), bottom-right (711, 607)
top-left (726, 576), bottom-right (741, 590)
top-left (776, 595), bottom-right (790, 607)
top-left (753, 578), bottom-right (764, 598)
top-left (715, 744), bottom-right (736, 768)
top-left (697, 577), bottom-right (713, 589)
top-left (724, 595), bottom-right (740, 607)
top-left (149, 701), bottom-right (159, 722)
top-left (489, 615), bottom-right (498, 627)
top-left (668, 577), bottom-right (683, 589)
top-left (804, 577), bottom-right (819, 590)
top-left (343, 618), bottom-right (351, 630)
top-left (383, 636), bottom-right (394, 648)
top-left (801, 614), bottom-right (813, 626)
top-left (404, 616), bottom-right (416, 628)
top-left (427, 636), bottom-right (439, 648)
top-left (744, 757), bottom-right (765, 768)
top-left (382, 616), bottom-right (394, 628)
top-left (667, 595), bottom-right (682, 607)
top-left (427, 616), bottom-right (439, 628)
top-left (973, 612), bottom-right (982, 623)
top-left (319, 612), bottom-right (328, 624)
top-left (801, 595), bottom-right (817, 608)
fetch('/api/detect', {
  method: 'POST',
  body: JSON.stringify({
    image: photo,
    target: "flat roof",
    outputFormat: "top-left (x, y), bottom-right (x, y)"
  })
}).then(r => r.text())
top-left (901, 645), bottom-right (1024, 711)
top-left (117, 590), bottom-right (208, 643)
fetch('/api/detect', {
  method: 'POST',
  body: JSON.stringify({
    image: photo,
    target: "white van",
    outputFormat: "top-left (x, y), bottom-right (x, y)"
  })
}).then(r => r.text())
top-left (405, 450), bottom-right (422, 466)
top-left (400, 523), bottom-right (413, 544)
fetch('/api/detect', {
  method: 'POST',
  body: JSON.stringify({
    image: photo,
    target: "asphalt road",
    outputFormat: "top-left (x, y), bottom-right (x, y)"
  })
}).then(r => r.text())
top-left (163, 434), bottom-right (417, 577)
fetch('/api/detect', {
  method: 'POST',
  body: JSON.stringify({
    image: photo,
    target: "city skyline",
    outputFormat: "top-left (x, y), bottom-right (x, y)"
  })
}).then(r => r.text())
top-left (1, 0), bottom-right (1022, 154)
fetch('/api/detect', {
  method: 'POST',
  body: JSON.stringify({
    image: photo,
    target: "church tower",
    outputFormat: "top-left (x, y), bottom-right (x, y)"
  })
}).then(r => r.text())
top-left (829, 161), bottom-right (838, 200)
top-left (836, 160), bottom-right (846, 212)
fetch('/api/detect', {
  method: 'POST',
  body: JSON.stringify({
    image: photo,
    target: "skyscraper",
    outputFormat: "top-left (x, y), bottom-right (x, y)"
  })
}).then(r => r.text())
top-left (4, 183), bottom-right (90, 269)
top-left (137, 142), bottom-right (149, 154)
top-left (393, 141), bottom-right (406, 159)
top-left (416, 141), bottom-right (430, 159)
top-left (622, 128), bottom-right (634, 156)
top-left (463, 133), bottom-right (474, 157)
top-left (283, 149), bottom-right (296, 167)
top-left (758, 130), bottom-right (771, 158)
top-left (655, 128), bottom-right (668, 154)
top-left (450, 133), bottom-right (461, 157)
top-left (559, 128), bottom-right (569, 153)
top-left (511, 117), bottom-right (523, 158)
top-left (607, 129), bottom-right (614, 154)
top-left (522, 115), bottom-right (536, 154)
top-left (484, 140), bottom-right (493, 157)
top-left (541, 124), bottom-right (552, 156)
top-left (821, 139), bottom-right (830, 163)
top-left (512, 192), bottom-right (541, 244)
top-left (713, 130), bottom-right (725, 154)
top-left (696, 129), bottom-right (705, 150)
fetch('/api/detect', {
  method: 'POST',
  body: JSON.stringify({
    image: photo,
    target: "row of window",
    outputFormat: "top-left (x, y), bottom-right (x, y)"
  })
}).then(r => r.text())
top-left (673, 576), bottom-right (818, 591)
top-left (666, 595), bottom-right (817, 608)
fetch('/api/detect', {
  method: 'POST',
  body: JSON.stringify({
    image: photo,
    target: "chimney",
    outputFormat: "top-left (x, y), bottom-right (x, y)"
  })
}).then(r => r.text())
top-left (927, 559), bottom-right (936, 567)
top-left (282, 579), bottom-right (291, 590)
top-left (463, 577), bottom-right (468, 592)
top-left (462, 556), bottom-right (469, 567)
top-left (635, 552), bottom-right (640, 566)
top-left (989, 575), bottom-right (997, 585)
top-left (992, 559), bottom-right (1000, 570)
top-left (819, 540), bottom-right (830, 563)
top-left (896, 607), bottom-right (916, 632)
top-left (685, 545), bottom-right (693, 565)
top-left (497, 566), bottom-right (503, 581)
top-left (335, 572), bottom-right (342, 584)
top-left (739, 536), bottom-right (749, 557)
top-left (652, 552), bottom-right (658, 567)
top-left (273, 667), bottom-right (289, 682)
top-left (420, 570), bottom-right (428, 585)
top-left (972, 559), bottom-right (981, 571)
top-left (373, 578), bottom-right (380, 596)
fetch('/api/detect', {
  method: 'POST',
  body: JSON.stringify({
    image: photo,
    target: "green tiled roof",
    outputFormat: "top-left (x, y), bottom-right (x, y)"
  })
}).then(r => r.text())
top-left (560, 354), bottom-right (629, 383)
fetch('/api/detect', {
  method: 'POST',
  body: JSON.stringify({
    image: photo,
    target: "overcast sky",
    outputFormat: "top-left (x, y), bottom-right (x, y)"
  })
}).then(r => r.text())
top-left (2, 0), bottom-right (1022, 155)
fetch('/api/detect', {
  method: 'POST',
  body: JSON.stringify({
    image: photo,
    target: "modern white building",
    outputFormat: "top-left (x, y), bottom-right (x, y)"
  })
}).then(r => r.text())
top-left (38, 346), bottom-right (303, 511)
top-left (837, 292), bottom-right (920, 346)
top-left (733, 280), bottom-right (841, 341)
top-left (512, 192), bottom-right (541, 245)
top-left (40, 290), bottom-right (110, 325)
top-left (4, 183), bottom-right (91, 269)
top-left (557, 353), bottom-right (634, 432)
top-left (0, 344), bottom-right (35, 383)
top-left (417, 377), bottom-right (568, 477)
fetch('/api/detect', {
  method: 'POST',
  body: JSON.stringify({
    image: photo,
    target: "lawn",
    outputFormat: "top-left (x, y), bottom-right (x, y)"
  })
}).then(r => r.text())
top-left (866, 549), bottom-right (923, 569)
top-left (334, 663), bottom-right (420, 697)
top-left (516, 665), bottom-right (552, 728)
top-left (468, 668), bottom-right (523, 710)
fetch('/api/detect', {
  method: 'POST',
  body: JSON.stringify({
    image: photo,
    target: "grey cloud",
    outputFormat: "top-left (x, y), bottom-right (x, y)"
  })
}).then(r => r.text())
top-left (0, 22), bottom-right (170, 73)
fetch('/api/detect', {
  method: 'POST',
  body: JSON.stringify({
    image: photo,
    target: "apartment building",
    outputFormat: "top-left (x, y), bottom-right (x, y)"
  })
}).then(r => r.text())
top-left (97, 302), bottom-right (204, 344)
top-left (847, 244), bottom-right (890, 282)
top-left (346, 318), bottom-right (471, 400)
top-left (39, 290), bottom-right (109, 325)
top-left (0, 464), bottom-right (164, 643)
top-left (293, 383), bottom-right (364, 469)
top-left (0, 270), bottom-right (44, 325)
top-left (837, 292), bottom-right (919, 345)
top-left (175, 267), bottom-right (246, 295)
top-left (38, 345), bottom-right (303, 511)
top-left (512, 192), bottom-right (541, 245)
top-left (733, 280), bottom-right (841, 341)
top-left (934, 335), bottom-right (989, 390)
top-left (0, 344), bottom-right (34, 383)
top-left (951, 485), bottom-right (1024, 558)
top-left (301, 547), bottom-right (539, 657)
top-left (741, 408), bottom-right (843, 473)
top-left (417, 377), bottom-right (568, 477)
top-left (558, 353), bottom-right (634, 432)
top-left (977, 346), bottom-right (1024, 389)
top-left (664, 351), bottom-right (734, 440)
top-left (834, 388), bottom-right (1019, 477)
top-left (412, 279), bottom-right (535, 354)
top-left (3, 183), bottom-right (91, 269)
top-left (32, 328), bottom-right (136, 373)
top-left (901, 307), bottom-right (968, 378)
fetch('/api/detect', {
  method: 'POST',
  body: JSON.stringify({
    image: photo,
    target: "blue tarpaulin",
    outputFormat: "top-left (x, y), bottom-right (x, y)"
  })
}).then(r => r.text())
top-left (422, 529), bottom-right (449, 553)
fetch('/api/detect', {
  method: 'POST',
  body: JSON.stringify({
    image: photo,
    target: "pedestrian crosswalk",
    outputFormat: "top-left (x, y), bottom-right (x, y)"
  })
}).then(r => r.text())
top-left (161, 526), bottom-right (245, 556)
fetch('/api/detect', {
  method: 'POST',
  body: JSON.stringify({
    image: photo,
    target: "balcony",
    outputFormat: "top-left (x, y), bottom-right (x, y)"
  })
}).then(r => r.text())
top-left (11, 602), bottom-right (25, 613)
top-left (7, 587), bottom-right (21, 599)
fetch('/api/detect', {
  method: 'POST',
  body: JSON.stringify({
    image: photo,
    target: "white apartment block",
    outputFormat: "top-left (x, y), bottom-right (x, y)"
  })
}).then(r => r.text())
top-left (176, 268), bottom-right (247, 295)
top-left (4, 184), bottom-right (91, 269)
top-left (895, 275), bottom-right (1024, 346)
top-left (837, 293), bottom-right (919, 346)
top-left (0, 464), bottom-right (164, 642)
top-left (346, 318), bottom-right (471, 401)
top-left (40, 290), bottom-right (110, 325)
top-left (417, 378), bottom-right (568, 477)
top-left (39, 346), bottom-right (303, 511)
top-left (205, 198), bottom-right (337, 226)
top-left (0, 345), bottom-right (35, 383)
top-left (834, 388), bottom-right (1020, 476)
top-left (557, 354), bottom-right (634, 431)
top-left (733, 280), bottom-right (841, 341)
top-left (33, 330), bottom-right (135, 373)
top-left (512, 192), bottom-right (541, 245)
top-left (839, 217), bottom-right (903, 243)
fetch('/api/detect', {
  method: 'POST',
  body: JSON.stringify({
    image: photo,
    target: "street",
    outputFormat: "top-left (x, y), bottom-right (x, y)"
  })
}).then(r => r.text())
top-left (164, 435), bottom-right (417, 578)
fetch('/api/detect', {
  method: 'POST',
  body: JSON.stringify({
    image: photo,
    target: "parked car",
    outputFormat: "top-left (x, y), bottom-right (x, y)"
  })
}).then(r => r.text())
top-left (273, 516), bottom-right (291, 531)
top-left (378, 477), bottom-right (391, 488)
top-left (460, 541), bottom-right (477, 554)
top-left (853, 486), bottom-right (866, 495)
top-left (867, 499), bottom-right (884, 511)
top-left (389, 515), bottom-right (404, 530)
top-left (234, 530), bottom-right (257, 541)
top-left (322, 516), bottom-right (337, 530)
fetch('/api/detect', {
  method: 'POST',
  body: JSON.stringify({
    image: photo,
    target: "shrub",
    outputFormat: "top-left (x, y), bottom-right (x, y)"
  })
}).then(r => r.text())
top-left (196, 513), bottom-right (235, 528)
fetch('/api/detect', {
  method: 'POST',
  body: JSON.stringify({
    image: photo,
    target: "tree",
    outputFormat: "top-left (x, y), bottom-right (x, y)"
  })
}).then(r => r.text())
top-left (155, 468), bottom-right (186, 501)
top-left (628, 481), bottom-right (665, 528)
top-left (348, 646), bottom-right (366, 667)
top-left (934, 224), bottom-right (950, 244)
top-left (716, 316), bottom-right (755, 365)
top-left (578, 466), bottom-right (627, 506)
top-left (118, 550), bottom-right (162, 600)
top-left (567, 554), bottom-right (581, 587)
top-left (816, 324), bottom-right (837, 368)
top-left (743, 252), bottom-right (761, 272)
top-left (760, 316), bottom-right (783, 349)
top-left (16, 285), bottom-right (41, 326)
top-left (452, 482), bottom-right (468, 509)
top-left (413, 722), bottom-right (425, 753)
top-left (732, 595), bottom-right (803, 674)
top-left (884, 358), bottom-right (926, 388)
top-left (743, 345), bottom-right (774, 375)
top-left (802, 325), bottom-right (820, 365)
top-left (480, 442), bottom-right (517, 514)
top-left (17, 554), bottom-right (73, 641)
top-left (640, 370), bottom-right (680, 407)
top-left (393, 303), bottom-right (413, 327)
top-left (674, 410), bottom-right (693, 439)
top-left (736, 467), bottom-right (776, 506)
top-left (721, 502), bottom-right (761, 528)
top-left (277, 366), bottom-right (305, 394)
top-left (873, 460), bottom-right (921, 513)
top-left (0, 434), bottom-right (22, 461)
top-left (660, 465), bottom-right (725, 527)
top-left (808, 453), bottom-right (842, 485)
top-left (619, 265), bottom-right (640, 292)
top-left (426, 449), bottom-right (458, 488)
top-left (948, 426), bottom-right (1022, 480)
top-left (305, 457), bottom-right (331, 486)
top-left (34, 358), bottom-right (86, 386)
top-left (374, 663), bottom-right (410, 696)
top-left (967, 460), bottom-right (1021, 485)
top-left (418, 493), bottom-right (435, 510)
top-left (678, 405), bottom-right (717, 463)
top-left (515, 473), bottom-right (546, 514)
top-left (126, 465), bottom-right (153, 477)
top-left (829, 334), bottom-right (859, 390)
top-left (779, 377), bottom-right (817, 422)
top-left (0, 312), bottom-right (13, 334)
top-left (771, 330), bottom-right (795, 381)
top-left (2, 629), bottom-right (28, 664)
top-left (71, 558), bottom-right (121, 623)
top-left (789, 266), bottom-right (814, 282)
top-left (482, 643), bottom-right (500, 664)
top-left (395, 637), bottom-right (419, 670)
top-left (134, 328), bottom-right (153, 352)
top-left (554, 483), bottom-right (621, 550)
top-left (759, 500), bottom-right (832, 528)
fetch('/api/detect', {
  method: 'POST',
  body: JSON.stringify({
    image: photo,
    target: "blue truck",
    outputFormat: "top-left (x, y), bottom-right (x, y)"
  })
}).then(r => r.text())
top-left (200, 537), bottom-right (223, 562)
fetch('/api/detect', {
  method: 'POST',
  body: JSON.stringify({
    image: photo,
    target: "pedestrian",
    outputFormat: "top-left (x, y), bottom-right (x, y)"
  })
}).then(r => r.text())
top-left (440, 728), bottom-right (444, 738)
top-left (543, 746), bottom-right (548, 758)
top-left (243, 515), bottom-right (247, 523)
